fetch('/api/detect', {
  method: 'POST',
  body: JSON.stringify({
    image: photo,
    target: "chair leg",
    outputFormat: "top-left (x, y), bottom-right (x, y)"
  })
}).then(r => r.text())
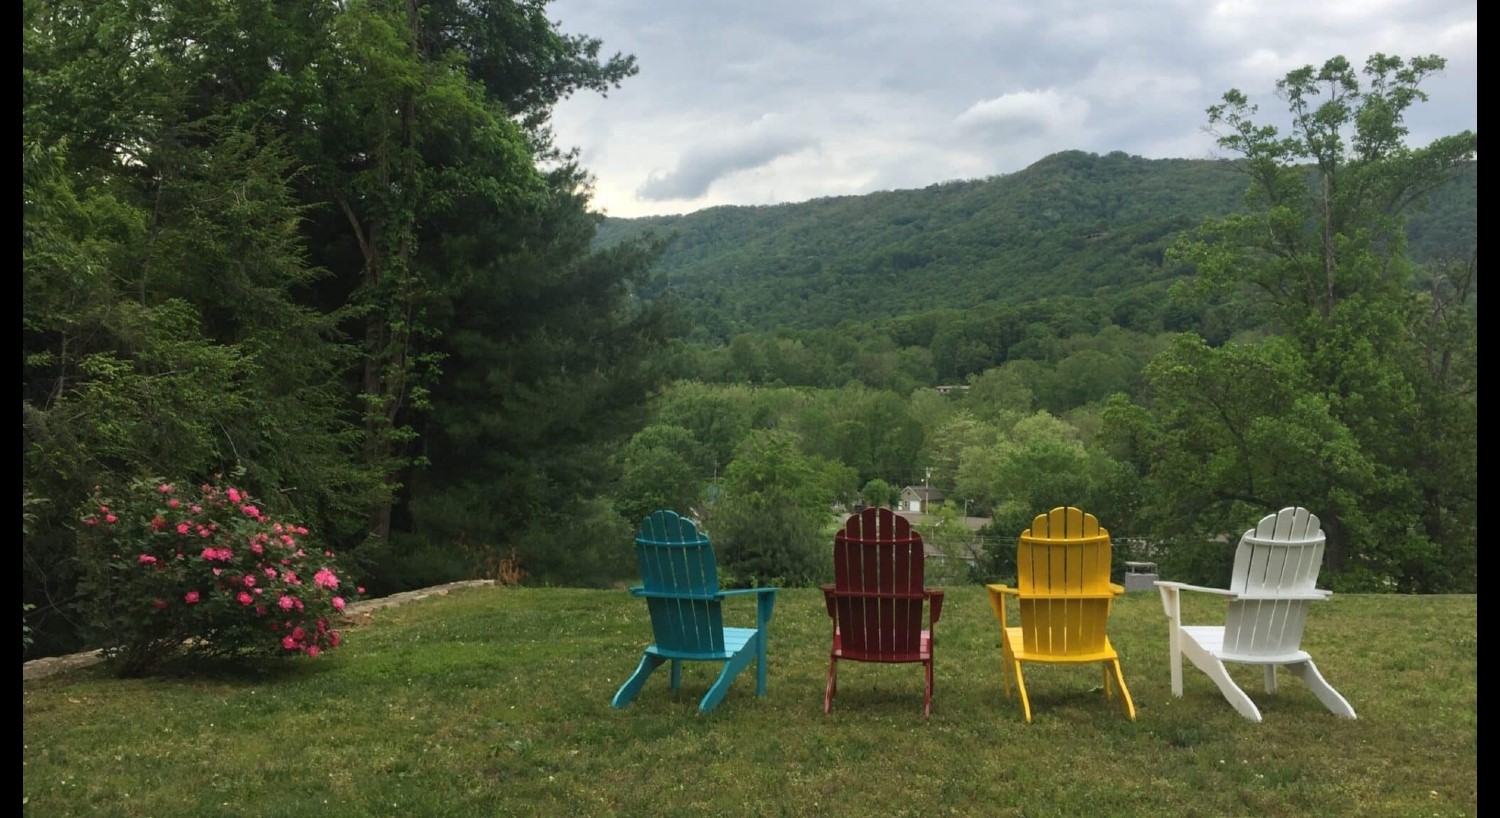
top-left (924, 659), bottom-right (934, 718)
top-left (612, 653), bottom-right (666, 709)
top-left (670, 659), bottom-right (682, 690)
top-left (755, 630), bottom-right (769, 697)
top-left (700, 649), bottom-right (756, 713)
top-left (1013, 659), bottom-right (1032, 723)
top-left (1108, 659), bottom-right (1137, 720)
top-left (1283, 660), bottom-right (1357, 719)
top-left (824, 656), bottom-right (838, 714)
top-left (999, 642), bottom-right (1014, 700)
top-left (1263, 664), bottom-right (1279, 694)
top-left (1191, 654), bottom-right (1263, 722)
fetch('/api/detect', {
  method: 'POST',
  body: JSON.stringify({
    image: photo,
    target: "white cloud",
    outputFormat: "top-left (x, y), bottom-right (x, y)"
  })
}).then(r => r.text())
top-left (955, 90), bottom-right (1091, 140)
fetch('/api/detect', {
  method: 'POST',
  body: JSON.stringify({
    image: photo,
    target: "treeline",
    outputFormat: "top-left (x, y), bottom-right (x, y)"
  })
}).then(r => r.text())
top-left (23, 0), bottom-right (676, 657)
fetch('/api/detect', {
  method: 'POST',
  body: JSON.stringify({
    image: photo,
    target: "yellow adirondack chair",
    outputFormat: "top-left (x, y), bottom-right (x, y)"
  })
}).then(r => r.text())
top-left (1155, 506), bottom-right (1355, 722)
top-left (986, 506), bottom-right (1136, 722)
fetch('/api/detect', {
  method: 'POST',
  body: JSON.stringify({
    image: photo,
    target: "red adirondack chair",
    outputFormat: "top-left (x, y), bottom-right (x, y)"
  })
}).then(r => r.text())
top-left (821, 506), bottom-right (945, 717)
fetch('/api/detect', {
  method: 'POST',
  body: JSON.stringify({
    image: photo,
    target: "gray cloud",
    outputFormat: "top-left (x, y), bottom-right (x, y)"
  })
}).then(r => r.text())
top-left (636, 130), bottom-right (817, 202)
top-left (548, 0), bottom-right (1477, 217)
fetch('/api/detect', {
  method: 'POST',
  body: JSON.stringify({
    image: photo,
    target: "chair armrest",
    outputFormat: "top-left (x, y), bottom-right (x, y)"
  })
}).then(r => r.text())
top-left (1153, 581), bottom-right (1235, 597)
top-left (820, 583), bottom-right (837, 619)
top-left (1109, 583), bottom-right (1126, 596)
top-left (1155, 581), bottom-right (1331, 602)
top-left (720, 587), bottom-right (778, 626)
top-left (631, 589), bottom-right (720, 600)
top-left (985, 584), bottom-right (1014, 629)
top-left (1233, 590), bottom-right (1334, 601)
top-left (718, 587), bottom-right (777, 598)
top-left (926, 588), bottom-right (945, 624)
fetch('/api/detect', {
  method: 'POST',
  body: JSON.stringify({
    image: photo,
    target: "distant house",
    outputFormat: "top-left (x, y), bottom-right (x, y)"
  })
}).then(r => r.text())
top-left (898, 484), bottom-right (945, 514)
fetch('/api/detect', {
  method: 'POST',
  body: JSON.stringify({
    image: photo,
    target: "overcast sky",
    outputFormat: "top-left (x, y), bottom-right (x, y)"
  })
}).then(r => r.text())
top-left (545, 0), bottom-right (1477, 219)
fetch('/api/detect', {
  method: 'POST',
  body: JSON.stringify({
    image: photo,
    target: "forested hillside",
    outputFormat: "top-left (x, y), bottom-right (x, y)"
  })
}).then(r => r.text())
top-left (596, 150), bottom-right (1476, 341)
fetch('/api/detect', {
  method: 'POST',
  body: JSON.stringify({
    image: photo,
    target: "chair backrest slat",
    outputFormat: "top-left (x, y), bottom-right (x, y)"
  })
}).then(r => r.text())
top-left (1223, 507), bottom-right (1326, 656)
top-left (635, 510), bottom-right (725, 654)
top-left (1016, 507), bottom-right (1114, 656)
top-left (832, 507), bottom-right (925, 657)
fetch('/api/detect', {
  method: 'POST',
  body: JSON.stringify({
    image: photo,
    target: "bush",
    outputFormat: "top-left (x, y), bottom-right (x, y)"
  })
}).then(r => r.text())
top-left (76, 477), bottom-right (363, 677)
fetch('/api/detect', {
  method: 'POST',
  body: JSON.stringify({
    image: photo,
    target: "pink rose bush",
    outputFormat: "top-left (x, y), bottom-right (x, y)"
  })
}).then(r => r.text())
top-left (76, 476), bottom-right (362, 677)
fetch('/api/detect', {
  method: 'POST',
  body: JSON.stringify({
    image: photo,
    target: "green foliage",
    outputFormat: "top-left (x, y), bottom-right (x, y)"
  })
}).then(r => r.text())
top-left (23, 0), bottom-right (671, 657)
top-left (707, 430), bottom-right (840, 587)
top-left (859, 478), bottom-right (896, 508)
top-left (1122, 52), bottom-right (1470, 594)
top-left (613, 424), bottom-right (712, 527)
top-left (22, 492), bottom-right (45, 651)
top-left (74, 477), bottom-right (361, 677)
top-left (1112, 53), bottom-right (1478, 592)
top-left (514, 499), bottom-right (635, 589)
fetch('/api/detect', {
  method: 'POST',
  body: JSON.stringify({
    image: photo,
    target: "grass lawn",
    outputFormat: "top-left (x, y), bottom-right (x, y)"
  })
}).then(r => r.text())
top-left (23, 584), bottom-right (1476, 817)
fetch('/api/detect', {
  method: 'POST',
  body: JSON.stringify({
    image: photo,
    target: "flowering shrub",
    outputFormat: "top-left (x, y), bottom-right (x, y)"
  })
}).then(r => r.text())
top-left (76, 476), bottom-right (364, 677)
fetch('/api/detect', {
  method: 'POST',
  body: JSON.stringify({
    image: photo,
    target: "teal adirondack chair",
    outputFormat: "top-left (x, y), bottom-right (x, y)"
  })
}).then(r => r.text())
top-left (611, 510), bottom-right (778, 713)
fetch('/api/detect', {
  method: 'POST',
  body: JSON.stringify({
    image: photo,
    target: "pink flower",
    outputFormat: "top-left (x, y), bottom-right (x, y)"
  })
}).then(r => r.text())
top-left (191, 505), bottom-right (202, 514)
top-left (158, 484), bottom-right (174, 494)
top-left (329, 631), bottom-right (341, 647)
top-left (263, 567), bottom-right (278, 579)
top-left (241, 505), bottom-right (260, 517)
top-left (150, 516), bottom-right (167, 531)
top-left (184, 591), bottom-right (200, 604)
top-left (306, 646), bottom-right (320, 658)
top-left (357, 586), bottom-right (366, 595)
top-left (278, 595), bottom-right (296, 611)
top-left (255, 605), bottom-right (267, 616)
top-left (314, 568), bottom-right (339, 590)
top-left (283, 571), bottom-right (300, 585)
top-left (291, 627), bottom-right (306, 641)
top-left (282, 636), bottom-right (296, 650)
top-left (331, 597), bottom-right (346, 612)
top-left (84, 518), bottom-right (98, 527)
top-left (297, 527), bottom-right (309, 536)
top-left (99, 505), bottom-right (110, 514)
top-left (176, 522), bottom-right (190, 535)
top-left (104, 514), bottom-right (118, 524)
top-left (168, 499), bottom-right (181, 509)
top-left (237, 592), bottom-right (253, 605)
top-left (137, 554), bottom-right (157, 566)
top-left (153, 598), bottom-right (169, 611)
top-left (242, 575), bottom-right (256, 588)
top-left (227, 488), bottom-right (242, 504)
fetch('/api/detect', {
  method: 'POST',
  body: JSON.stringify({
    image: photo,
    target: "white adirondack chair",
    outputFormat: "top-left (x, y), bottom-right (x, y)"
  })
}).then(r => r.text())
top-left (1155, 506), bottom-right (1356, 722)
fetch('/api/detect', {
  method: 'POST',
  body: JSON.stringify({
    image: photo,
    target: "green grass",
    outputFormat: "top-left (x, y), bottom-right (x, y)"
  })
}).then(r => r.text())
top-left (23, 586), bottom-right (1476, 817)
